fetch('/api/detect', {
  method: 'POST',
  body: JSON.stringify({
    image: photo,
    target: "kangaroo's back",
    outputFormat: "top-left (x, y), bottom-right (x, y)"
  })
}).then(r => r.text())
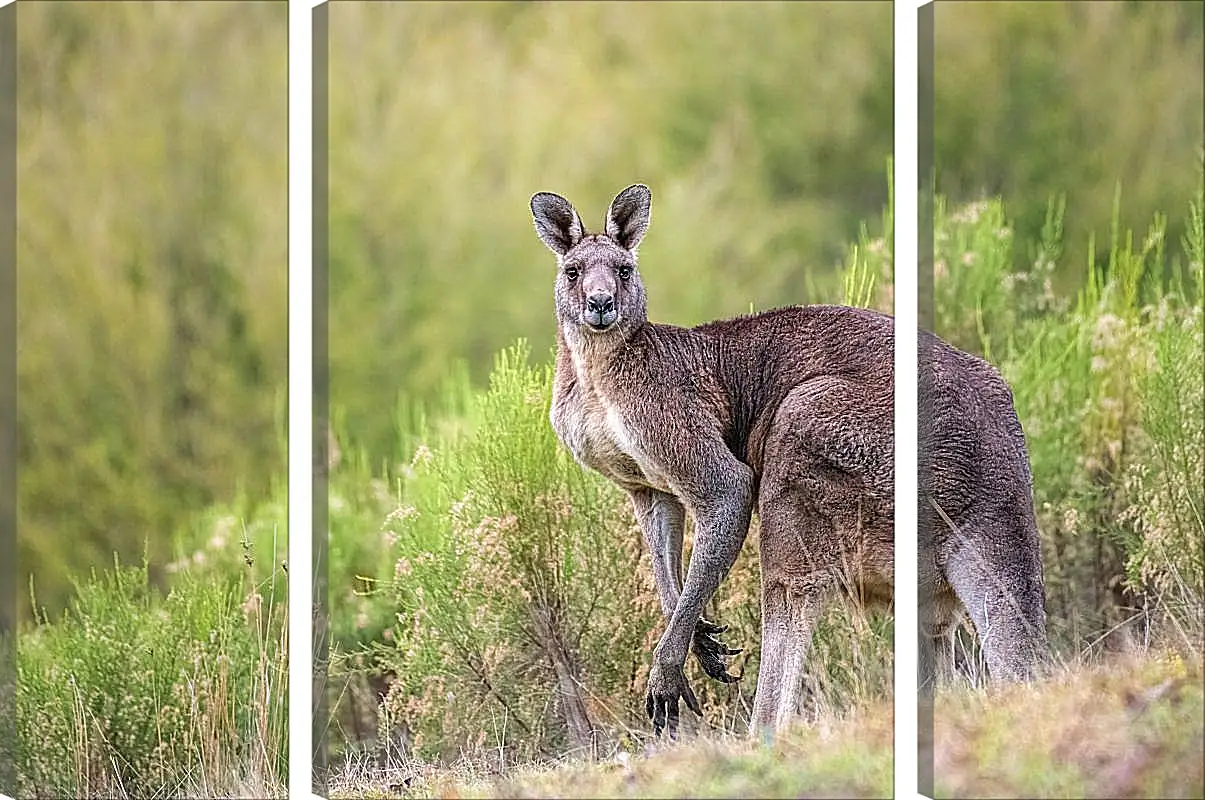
top-left (921, 332), bottom-right (1035, 519)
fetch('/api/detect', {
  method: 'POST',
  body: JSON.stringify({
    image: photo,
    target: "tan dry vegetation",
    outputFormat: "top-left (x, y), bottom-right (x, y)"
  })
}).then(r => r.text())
top-left (329, 654), bottom-right (1202, 800)
top-left (330, 700), bottom-right (893, 800)
top-left (933, 653), bottom-right (1204, 799)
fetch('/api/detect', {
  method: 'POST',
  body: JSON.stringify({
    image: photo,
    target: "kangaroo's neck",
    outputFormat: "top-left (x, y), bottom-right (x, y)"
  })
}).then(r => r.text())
top-left (556, 321), bottom-right (649, 389)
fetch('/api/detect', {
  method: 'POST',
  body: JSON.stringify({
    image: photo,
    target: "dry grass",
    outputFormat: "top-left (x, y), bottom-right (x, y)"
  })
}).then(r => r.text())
top-left (328, 652), bottom-right (1203, 800)
top-left (934, 651), bottom-right (1204, 799)
top-left (17, 558), bottom-right (288, 799)
top-left (329, 700), bottom-right (893, 799)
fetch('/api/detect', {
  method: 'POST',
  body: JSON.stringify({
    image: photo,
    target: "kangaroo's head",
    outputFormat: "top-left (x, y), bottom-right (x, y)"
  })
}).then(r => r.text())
top-left (530, 184), bottom-right (651, 342)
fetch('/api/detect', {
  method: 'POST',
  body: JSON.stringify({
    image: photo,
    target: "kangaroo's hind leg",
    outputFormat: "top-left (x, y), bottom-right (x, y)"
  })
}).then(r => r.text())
top-left (939, 507), bottom-right (1048, 681)
top-left (749, 378), bottom-right (893, 737)
top-left (749, 446), bottom-right (836, 737)
top-left (749, 449), bottom-right (835, 737)
top-left (749, 576), bottom-right (828, 737)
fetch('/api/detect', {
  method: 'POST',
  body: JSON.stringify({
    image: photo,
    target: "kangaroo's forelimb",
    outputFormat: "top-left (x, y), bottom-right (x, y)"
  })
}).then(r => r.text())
top-left (645, 448), bottom-right (754, 736)
top-left (632, 488), bottom-right (744, 687)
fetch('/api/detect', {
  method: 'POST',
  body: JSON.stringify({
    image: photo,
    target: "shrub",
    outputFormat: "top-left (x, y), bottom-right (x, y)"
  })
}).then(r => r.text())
top-left (17, 546), bottom-right (287, 797)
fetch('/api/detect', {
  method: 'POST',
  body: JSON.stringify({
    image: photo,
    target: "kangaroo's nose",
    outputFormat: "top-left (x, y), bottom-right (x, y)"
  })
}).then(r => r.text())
top-left (587, 293), bottom-right (615, 315)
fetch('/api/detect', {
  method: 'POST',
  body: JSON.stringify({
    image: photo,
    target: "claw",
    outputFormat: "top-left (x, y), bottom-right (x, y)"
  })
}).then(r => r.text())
top-left (692, 619), bottom-right (743, 683)
top-left (682, 681), bottom-right (700, 715)
top-left (646, 662), bottom-right (702, 739)
top-left (697, 636), bottom-right (742, 657)
top-left (696, 618), bottom-right (728, 635)
top-left (700, 659), bottom-right (741, 683)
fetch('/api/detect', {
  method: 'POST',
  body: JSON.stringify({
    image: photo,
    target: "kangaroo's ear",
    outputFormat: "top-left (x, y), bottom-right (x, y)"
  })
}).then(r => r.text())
top-left (605, 184), bottom-right (651, 252)
top-left (531, 192), bottom-right (585, 256)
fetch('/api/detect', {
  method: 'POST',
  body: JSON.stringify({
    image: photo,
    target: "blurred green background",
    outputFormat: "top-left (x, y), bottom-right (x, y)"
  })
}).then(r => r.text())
top-left (935, 1), bottom-right (1204, 290)
top-left (327, 1), bottom-right (895, 461)
top-left (14, 0), bottom-right (1203, 627)
top-left (16, 1), bottom-right (288, 620)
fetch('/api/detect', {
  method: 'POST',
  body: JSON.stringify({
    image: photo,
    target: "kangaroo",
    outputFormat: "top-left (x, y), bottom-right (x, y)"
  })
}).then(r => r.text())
top-left (529, 184), bottom-right (1048, 738)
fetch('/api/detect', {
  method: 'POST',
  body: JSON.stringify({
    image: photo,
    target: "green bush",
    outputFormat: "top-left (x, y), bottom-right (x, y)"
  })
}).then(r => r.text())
top-left (1121, 284), bottom-right (1204, 642)
top-left (374, 342), bottom-right (653, 761)
top-left (17, 509), bottom-right (288, 798)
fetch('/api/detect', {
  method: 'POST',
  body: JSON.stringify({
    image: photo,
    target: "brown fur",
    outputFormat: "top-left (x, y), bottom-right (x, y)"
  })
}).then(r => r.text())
top-left (530, 184), bottom-right (1048, 738)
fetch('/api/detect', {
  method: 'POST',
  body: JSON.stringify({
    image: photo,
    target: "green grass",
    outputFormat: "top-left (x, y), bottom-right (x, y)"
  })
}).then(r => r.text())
top-left (16, 494), bottom-right (289, 799)
top-left (329, 700), bottom-right (894, 799)
top-left (934, 654), bottom-right (1204, 799)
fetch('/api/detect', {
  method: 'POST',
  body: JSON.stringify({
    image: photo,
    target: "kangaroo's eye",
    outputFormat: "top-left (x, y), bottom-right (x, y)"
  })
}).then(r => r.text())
top-left (617, 265), bottom-right (633, 281)
top-left (564, 266), bottom-right (579, 281)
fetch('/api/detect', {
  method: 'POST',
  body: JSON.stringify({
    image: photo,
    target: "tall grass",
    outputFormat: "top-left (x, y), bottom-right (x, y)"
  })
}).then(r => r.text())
top-left (16, 496), bottom-right (289, 798)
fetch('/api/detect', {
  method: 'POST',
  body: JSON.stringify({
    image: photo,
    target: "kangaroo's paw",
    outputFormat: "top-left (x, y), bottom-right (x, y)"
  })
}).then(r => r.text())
top-left (692, 618), bottom-right (742, 683)
top-left (645, 661), bottom-right (701, 739)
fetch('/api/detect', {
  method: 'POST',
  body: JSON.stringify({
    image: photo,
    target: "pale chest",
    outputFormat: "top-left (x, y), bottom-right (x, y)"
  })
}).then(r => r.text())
top-left (550, 381), bottom-right (672, 493)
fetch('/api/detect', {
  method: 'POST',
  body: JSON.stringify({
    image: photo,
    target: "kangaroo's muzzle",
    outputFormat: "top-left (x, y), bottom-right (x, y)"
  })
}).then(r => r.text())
top-left (585, 293), bottom-right (617, 330)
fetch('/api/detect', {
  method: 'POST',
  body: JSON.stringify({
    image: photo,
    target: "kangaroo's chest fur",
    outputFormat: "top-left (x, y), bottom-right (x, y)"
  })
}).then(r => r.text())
top-left (551, 340), bottom-right (674, 493)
